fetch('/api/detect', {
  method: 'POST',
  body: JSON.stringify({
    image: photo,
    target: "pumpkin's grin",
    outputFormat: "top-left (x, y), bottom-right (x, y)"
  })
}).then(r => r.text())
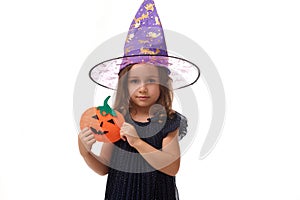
top-left (90, 127), bottom-right (109, 135)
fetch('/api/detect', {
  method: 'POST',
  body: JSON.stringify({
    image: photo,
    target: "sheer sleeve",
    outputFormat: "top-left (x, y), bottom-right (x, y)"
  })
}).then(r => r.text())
top-left (162, 111), bottom-right (188, 140)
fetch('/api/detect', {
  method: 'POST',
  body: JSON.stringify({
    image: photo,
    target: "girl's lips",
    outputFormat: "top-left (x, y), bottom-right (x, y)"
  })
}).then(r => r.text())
top-left (137, 96), bottom-right (150, 100)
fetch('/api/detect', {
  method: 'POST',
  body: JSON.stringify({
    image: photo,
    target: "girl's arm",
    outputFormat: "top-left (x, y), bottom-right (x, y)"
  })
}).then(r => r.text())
top-left (120, 123), bottom-right (180, 176)
top-left (78, 128), bottom-right (114, 176)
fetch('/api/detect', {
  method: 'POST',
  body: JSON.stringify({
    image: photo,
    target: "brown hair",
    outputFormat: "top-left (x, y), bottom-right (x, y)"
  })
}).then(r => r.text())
top-left (113, 64), bottom-right (175, 119)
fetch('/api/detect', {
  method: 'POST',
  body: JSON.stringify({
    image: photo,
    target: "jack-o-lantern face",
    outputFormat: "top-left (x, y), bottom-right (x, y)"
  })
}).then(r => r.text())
top-left (80, 96), bottom-right (124, 143)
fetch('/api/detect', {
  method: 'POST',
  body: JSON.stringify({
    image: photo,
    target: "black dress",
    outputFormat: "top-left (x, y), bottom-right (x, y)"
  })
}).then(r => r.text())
top-left (104, 111), bottom-right (187, 200)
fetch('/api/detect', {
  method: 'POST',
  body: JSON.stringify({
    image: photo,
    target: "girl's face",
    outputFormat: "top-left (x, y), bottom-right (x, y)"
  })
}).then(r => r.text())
top-left (127, 63), bottom-right (161, 110)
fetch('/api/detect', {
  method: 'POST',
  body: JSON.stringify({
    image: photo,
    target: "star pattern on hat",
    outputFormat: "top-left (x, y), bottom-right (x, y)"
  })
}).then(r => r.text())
top-left (144, 3), bottom-right (154, 11)
top-left (140, 47), bottom-right (160, 55)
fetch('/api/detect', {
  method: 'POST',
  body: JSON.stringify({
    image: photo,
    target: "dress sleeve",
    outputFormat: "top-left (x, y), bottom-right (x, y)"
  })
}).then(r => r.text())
top-left (162, 112), bottom-right (188, 140)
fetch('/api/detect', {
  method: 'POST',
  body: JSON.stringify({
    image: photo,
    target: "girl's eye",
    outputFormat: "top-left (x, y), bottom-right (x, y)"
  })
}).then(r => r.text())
top-left (148, 79), bottom-right (156, 83)
top-left (129, 79), bottom-right (139, 84)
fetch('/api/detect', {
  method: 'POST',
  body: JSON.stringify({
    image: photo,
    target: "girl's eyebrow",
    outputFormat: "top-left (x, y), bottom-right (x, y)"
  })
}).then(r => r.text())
top-left (128, 75), bottom-right (159, 78)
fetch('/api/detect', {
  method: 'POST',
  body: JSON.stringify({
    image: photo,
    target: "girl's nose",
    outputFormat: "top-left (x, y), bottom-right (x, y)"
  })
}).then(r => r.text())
top-left (138, 83), bottom-right (148, 93)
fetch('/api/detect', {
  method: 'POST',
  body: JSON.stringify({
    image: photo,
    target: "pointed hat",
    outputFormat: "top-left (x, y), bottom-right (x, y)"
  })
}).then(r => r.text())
top-left (90, 0), bottom-right (200, 90)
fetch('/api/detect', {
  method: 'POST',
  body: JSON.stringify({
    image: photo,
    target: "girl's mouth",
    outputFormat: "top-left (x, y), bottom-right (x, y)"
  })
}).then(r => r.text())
top-left (137, 96), bottom-right (150, 100)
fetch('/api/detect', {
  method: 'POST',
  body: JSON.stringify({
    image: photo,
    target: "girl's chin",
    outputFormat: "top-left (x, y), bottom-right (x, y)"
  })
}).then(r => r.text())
top-left (132, 102), bottom-right (153, 109)
top-left (135, 103), bottom-right (151, 108)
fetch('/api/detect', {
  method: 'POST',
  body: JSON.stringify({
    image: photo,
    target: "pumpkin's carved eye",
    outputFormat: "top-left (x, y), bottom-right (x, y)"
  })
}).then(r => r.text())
top-left (107, 119), bottom-right (115, 124)
top-left (92, 115), bottom-right (99, 120)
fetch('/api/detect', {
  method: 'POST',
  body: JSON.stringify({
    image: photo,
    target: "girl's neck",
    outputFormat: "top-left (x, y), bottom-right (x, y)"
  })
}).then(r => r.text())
top-left (130, 107), bottom-right (152, 122)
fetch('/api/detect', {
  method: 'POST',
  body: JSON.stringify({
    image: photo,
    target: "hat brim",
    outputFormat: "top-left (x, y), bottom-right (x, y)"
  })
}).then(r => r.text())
top-left (89, 55), bottom-right (200, 90)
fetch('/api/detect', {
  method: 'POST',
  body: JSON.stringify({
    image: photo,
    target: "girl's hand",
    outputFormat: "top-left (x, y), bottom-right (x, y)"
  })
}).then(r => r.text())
top-left (78, 127), bottom-right (96, 155)
top-left (120, 122), bottom-right (141, 147)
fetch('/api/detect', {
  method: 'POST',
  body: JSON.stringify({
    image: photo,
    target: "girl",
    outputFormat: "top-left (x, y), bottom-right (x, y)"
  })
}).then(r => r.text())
top-left (78, 62), bottom-right (187, 199)
top-left (78, 0), bottom-right (200, 199)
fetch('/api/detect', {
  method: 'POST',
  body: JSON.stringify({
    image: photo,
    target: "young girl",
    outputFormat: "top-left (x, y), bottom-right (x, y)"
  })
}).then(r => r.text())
top-left (78, 63), bottom-right (187, 199)
top-left (78, 0), bottom-right (200, 199)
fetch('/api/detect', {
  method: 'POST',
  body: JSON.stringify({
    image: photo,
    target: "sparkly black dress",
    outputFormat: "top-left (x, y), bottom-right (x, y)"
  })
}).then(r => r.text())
top-left (104, 111), bottom-right (187, 200)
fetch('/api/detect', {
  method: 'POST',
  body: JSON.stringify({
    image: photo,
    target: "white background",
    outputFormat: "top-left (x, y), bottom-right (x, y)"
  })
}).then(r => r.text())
top-left (1, 0), bottom-right (300, 199)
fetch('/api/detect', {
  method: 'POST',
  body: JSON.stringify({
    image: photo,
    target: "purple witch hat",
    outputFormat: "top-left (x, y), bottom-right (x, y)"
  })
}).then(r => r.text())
top-left (90, 0), bottom-right (200, 90)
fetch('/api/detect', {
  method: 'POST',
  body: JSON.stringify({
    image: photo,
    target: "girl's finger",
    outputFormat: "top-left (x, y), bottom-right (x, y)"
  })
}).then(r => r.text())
top-left (120, 130), bottom-right (127, 141)
top-left (84, 133), bottom-right (95, 141)
top-left (80, 127), bottom-right (89, 134)
top-left (121, 135), bottom-right (127, 141)
top-left (82, 127), bottom-right (89, 132)
top-left (79, 127), bottom-right (90, 137)
top-left (87, 138), bottom-right (96, 145)
top-left (82, 129), bottom-right (93, 137)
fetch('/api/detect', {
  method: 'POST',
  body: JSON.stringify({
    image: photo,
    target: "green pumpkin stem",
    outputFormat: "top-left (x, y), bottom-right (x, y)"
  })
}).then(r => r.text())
top-left (96, 96), bottom-right (116, 117)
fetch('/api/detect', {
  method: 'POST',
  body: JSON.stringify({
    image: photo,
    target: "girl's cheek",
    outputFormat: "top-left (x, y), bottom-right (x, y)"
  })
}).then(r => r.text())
top-left (128, 84), bottom-right (141, 95)
top-left (128, 87), bottom-right (137, 97)
top-left (148, 84), bottom-right (160, 92)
